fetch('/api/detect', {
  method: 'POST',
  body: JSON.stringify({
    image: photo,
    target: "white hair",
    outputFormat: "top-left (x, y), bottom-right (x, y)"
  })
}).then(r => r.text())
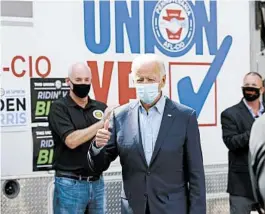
top-left (131, 54), bottom-right (166, 79)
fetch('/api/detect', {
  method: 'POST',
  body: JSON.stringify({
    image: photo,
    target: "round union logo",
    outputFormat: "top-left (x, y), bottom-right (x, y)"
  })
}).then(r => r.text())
top-left (93, 110), bottom-right (104, 120)
top-left (55, 80), bottom-right (62, 89)
top-left (152, 0), bottom-right (195, 53)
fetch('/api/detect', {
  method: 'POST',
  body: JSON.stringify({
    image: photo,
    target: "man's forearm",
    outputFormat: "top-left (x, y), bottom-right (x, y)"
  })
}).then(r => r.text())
top-left (223, 131), bottom-right (250, 151)
top-left (65, 120), bottom-right (104, 149)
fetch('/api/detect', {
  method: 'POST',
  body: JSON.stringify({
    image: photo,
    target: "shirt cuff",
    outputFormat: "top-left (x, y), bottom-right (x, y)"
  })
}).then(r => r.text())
top-left (91, 141), bottom-right (104, 156)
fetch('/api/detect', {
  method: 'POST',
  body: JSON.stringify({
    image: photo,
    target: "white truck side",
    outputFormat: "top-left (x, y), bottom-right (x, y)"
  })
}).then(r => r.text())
top-left (1, 1), bottom-right (265, 213)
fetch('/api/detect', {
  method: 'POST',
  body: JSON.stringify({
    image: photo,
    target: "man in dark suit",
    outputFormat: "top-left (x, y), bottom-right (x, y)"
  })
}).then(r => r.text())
top-left (88, 54), bottom-right (206, 214)
top-left (221, 72), bottom-right (265, 214)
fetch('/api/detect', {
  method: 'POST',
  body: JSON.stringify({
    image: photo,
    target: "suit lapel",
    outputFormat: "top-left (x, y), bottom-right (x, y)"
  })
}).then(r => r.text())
top-left (238, 100), bottom-right (255, 125)
top-left (128, 101), bottom-right (148, 167)
top-left (150, 98), bottom-right (176, 165)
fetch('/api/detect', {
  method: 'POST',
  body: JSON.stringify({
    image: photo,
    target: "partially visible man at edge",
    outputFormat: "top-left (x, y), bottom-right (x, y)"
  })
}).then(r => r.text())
top-left (48, 62), bottom-right (113, 214)
top-left (249, 113), bottom-right (265, 211)
top-left (221, 72), bottom-right (265, 214)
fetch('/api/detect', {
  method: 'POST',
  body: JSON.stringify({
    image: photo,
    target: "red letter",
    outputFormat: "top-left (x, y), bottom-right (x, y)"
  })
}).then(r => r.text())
top-left (118, 62), bottom-right (136, 105)
top-left (36, 56), bottom-right (51, 78)
top-left (11, 56), bottom-right (26, 77)
top-left (88, 61), bottom-right (113, 103)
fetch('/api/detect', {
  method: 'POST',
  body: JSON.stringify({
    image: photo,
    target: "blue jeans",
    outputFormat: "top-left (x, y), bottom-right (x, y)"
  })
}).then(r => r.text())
top-left (53, 176), bottom-right (105, 214)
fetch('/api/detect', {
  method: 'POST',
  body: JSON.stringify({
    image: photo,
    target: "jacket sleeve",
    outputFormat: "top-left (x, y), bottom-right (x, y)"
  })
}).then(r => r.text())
top-left (185, 110), bottom-right (206, 214)
top-left (221, 110), bottom-right (250, 151)
top-left (88, 112), bottom-right (119, 173)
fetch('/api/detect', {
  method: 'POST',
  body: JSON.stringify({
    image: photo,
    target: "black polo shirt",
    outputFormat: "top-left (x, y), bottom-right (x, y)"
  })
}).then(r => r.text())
top-left (48, 94), bottom-right (107, 176)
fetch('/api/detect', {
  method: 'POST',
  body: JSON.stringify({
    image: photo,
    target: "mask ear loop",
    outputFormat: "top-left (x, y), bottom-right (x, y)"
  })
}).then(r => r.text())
top-left (69, 80), bottom-right (75, 91)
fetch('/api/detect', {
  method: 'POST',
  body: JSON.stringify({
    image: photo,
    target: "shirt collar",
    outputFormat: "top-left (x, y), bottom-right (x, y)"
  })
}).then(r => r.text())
top-left (66, 93), bottom-right (97, 109)
top-left (243, 98), bottom-right (264, 115)
top-left (139, 92), bottom-right (166, 114)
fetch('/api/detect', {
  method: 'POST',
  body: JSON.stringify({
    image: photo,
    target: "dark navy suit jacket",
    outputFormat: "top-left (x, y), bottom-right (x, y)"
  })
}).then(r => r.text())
top-left (89, 98), bottom-right (206, 214)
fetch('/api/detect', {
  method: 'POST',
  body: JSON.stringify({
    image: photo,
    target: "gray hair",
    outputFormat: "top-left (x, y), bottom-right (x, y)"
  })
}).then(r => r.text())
top-left (131, 54), bottom-right (166, 79)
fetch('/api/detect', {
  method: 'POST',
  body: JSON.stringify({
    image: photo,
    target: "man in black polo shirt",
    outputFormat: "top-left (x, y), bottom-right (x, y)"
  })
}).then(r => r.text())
top-left (49, 62), bottom-right (112, 214)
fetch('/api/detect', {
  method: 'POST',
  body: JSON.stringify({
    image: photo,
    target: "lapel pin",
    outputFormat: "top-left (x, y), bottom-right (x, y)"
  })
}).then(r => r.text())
top-left (168, 114), bottom-right (172, 117)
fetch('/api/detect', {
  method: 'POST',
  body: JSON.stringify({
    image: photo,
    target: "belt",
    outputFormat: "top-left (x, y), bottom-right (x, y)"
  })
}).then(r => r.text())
top-left (55, 171), bottom-right (100, 182)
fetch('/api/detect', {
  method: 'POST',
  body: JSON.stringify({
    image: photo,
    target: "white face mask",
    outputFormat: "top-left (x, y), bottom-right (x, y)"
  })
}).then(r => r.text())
top-left (135, 83), bottom-right (160, 104)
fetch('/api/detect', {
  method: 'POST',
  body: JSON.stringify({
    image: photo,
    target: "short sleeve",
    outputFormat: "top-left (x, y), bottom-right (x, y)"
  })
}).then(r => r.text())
top-left (48, 102), bottom-right (75, 143)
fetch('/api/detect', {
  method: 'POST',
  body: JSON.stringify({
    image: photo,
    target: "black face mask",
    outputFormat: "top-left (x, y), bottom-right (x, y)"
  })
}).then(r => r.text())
top-left (71, 81), bottom-right (91, 98)
top-left (242, 87), bottom-right (260, 102)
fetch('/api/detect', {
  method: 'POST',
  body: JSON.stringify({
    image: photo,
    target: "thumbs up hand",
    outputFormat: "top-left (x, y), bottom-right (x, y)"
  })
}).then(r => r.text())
top-left (95, 119), bottom-right (111, 148)
top-left (104, 119), bottom-right (109, 130)
top-left (103, 105), bottom-right (119, 122)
